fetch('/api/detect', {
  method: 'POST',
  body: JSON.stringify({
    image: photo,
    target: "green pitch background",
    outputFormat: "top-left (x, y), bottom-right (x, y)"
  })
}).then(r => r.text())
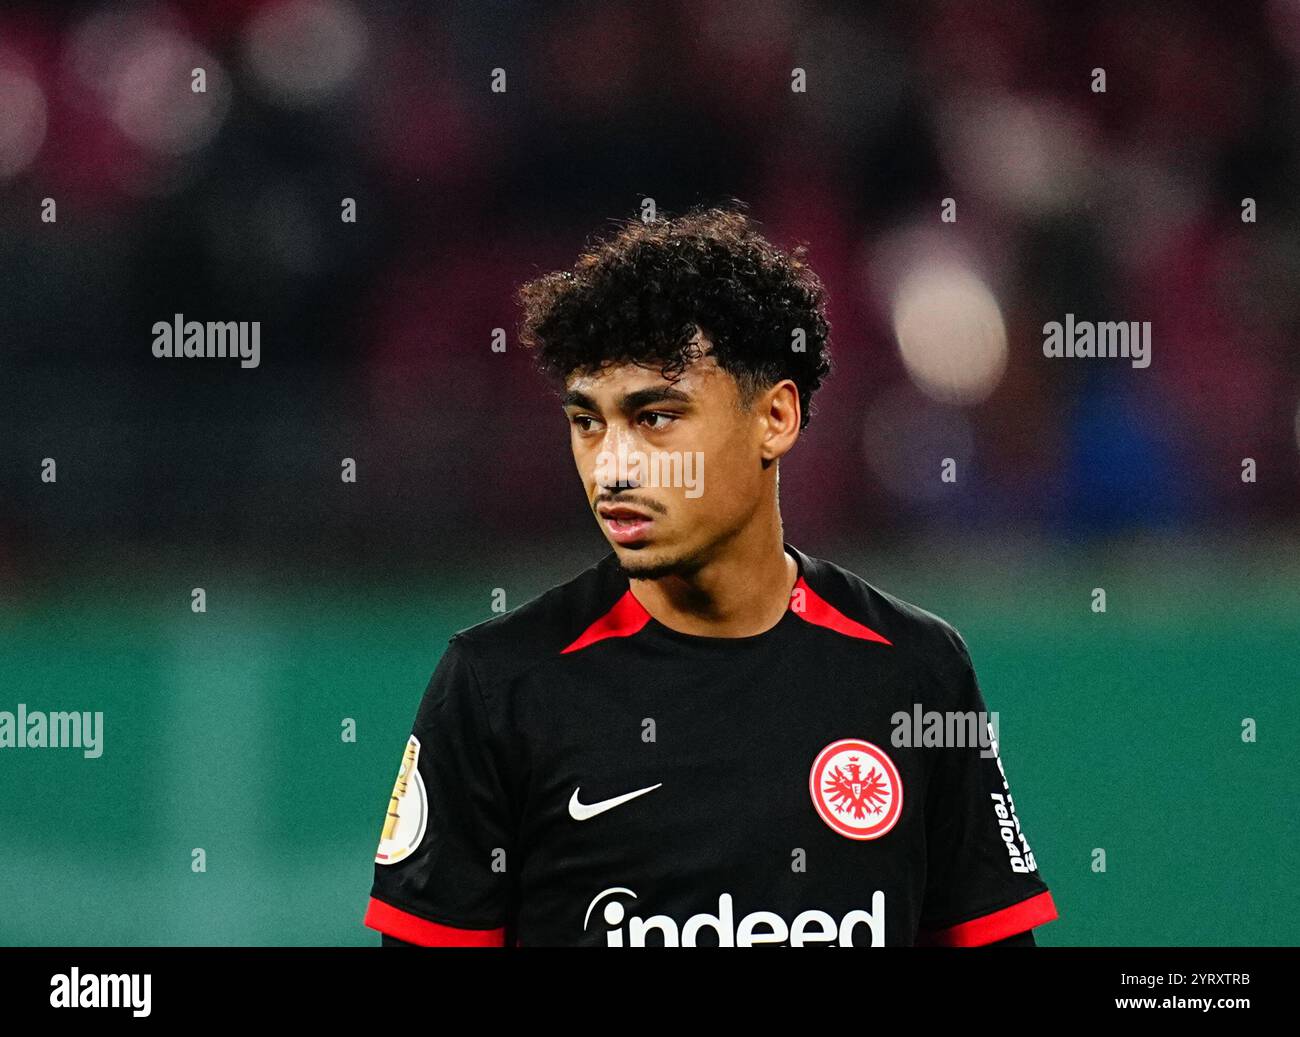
top-left (1, 537), bottom-right (1297, 946)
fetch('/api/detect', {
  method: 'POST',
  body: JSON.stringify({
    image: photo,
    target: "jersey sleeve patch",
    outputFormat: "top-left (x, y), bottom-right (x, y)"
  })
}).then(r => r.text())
top-left (374, 735), bottom-right (428, 865)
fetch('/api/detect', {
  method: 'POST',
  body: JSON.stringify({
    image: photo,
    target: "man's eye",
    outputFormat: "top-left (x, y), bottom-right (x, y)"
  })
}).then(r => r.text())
top-left (639, 411), bottom-right (677, 430)
top-left (571, 414), bottom-right (600, 432)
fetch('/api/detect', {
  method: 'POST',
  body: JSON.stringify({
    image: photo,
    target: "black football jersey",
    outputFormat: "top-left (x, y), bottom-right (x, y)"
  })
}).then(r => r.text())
top-left (364, 544), bottom-right (1058, 947)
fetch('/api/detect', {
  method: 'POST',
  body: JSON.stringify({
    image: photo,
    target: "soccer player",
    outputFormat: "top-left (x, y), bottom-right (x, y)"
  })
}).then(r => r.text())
top-left (364, 206), bottom-right (1058, 947)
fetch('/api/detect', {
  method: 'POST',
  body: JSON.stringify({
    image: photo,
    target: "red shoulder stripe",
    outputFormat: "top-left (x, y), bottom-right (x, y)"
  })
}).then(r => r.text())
top-left (364, 897), bottom-right (506, 947)
top-left (790, 577), bottom-right (892, 645)
top-left (916, 890), bottom-right (1058, 947)
top-left (560, 589), bottom-right (652, 654)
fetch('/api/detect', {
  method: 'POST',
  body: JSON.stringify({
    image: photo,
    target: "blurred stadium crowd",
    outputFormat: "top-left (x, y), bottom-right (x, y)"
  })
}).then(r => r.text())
top-left (1, 0), bottom-right (1297, 574)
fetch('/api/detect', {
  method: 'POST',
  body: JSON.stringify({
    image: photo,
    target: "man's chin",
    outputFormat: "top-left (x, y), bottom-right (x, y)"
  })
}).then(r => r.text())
top-left (612, 543), bottom-right (705, 581)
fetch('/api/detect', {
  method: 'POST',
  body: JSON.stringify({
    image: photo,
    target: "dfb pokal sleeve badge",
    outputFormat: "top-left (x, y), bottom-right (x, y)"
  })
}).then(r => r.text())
top-left (375, 735), bottom-right (428, 865)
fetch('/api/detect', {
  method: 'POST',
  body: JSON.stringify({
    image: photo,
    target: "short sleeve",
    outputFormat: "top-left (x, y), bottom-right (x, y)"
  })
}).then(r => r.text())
top-left (363, 637), bottom-right (518, 946)
top-left (916, 632), bottom-right (1058, 946)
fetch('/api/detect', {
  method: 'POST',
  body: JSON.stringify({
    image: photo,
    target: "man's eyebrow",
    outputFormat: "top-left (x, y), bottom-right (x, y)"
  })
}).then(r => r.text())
top-left (560, 386), bottom-right (693, 412)
top-left (618, 386), bottom-right (693, 412)
top-left (561, 389), bottom-right (597, 409)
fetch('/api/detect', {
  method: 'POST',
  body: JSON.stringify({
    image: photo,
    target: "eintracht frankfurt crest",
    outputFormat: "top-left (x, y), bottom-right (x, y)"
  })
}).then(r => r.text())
top-left (375, 734), bottom-right (428, 864)
top-left (810, 739), bottom-right (902, 840)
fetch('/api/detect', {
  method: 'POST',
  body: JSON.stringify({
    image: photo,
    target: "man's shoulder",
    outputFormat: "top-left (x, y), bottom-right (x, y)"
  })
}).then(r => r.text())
top-left (444, 552), bottom-right (627, 679)
top-left (794, 545), bottom-right (971, 673)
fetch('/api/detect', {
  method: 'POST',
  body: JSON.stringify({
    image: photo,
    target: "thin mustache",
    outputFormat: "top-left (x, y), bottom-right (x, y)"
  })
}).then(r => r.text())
top-left (593, 495), bottom-right (668, 516)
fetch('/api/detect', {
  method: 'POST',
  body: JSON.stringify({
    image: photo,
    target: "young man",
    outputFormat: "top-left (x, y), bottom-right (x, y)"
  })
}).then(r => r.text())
top-left (364, 206), bottom-right (1058, 947)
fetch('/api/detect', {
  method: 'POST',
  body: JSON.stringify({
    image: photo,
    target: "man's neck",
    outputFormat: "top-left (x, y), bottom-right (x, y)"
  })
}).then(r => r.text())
top-left (627, 524), bottom-right (798, 638)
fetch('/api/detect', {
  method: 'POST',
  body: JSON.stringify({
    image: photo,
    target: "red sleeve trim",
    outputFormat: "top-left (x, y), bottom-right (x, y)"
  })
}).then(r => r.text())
top-left (364, 897), bottom-right (507, 947)
top-left (917, 890), bottom-right (1058, 947)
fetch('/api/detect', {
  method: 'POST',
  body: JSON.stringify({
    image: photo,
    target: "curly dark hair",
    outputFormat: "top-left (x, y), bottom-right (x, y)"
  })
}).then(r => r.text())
top-left (516, 203), bottom-right (832, 430)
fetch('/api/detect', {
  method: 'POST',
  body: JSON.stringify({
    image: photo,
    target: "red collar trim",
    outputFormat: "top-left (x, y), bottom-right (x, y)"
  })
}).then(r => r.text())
top-left (560, 590), bottom-right (652, 654)
top-left (561, 576), bottom-right (891, 653)
top-left (790, 577), bottom-right (892, 645)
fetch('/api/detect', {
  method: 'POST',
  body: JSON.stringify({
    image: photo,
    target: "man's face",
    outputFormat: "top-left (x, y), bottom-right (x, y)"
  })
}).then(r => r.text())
top-left (562, 349), bottom-right (771, 579)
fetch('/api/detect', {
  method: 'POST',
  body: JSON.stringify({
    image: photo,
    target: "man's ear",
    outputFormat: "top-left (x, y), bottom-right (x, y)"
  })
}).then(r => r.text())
top-left (758, 379), bottom-right (801, 463)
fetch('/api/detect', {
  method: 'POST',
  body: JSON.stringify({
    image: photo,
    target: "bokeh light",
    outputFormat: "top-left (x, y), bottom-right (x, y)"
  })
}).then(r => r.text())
top-left (243, 0), bottom-right (367, 108)
top-left (0, 58), bottom-right (47, 179)
top-left (891, 264), bottom-right (1008, 406)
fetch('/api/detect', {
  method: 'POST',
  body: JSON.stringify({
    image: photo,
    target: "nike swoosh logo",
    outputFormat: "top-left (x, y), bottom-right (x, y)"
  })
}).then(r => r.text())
top-left (568, 783), bottom-right (662, 821)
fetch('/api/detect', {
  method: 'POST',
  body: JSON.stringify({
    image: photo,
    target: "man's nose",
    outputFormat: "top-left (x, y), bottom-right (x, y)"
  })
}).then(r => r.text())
top-left (598, 424), bottom-right (641, 491)
top-left (603, 419), bottom-right (638, 453)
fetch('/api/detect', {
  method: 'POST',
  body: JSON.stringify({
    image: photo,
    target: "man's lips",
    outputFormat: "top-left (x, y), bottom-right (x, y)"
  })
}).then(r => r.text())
top-left (597, 505), bottom-right (655, 545)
